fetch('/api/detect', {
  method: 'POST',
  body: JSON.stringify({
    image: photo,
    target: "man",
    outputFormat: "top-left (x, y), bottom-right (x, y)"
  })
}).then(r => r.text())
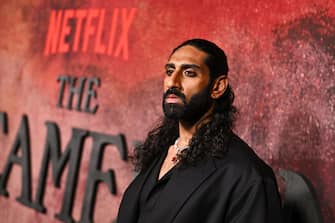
top-left (117, 39), bottom-right (283, 223)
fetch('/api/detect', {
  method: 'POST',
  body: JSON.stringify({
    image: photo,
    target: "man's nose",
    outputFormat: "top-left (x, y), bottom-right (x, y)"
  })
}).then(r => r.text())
top-left (165, 71), bottom-right (182, 89)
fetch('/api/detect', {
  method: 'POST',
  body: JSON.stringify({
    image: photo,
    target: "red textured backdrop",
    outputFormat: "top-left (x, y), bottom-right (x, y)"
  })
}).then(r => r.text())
top-left (0, 0), bottom-right (334, 222)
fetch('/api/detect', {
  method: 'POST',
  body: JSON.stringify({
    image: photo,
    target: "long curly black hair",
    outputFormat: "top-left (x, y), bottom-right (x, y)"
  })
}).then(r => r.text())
top-left (133, 39), bottom-right (237, 171)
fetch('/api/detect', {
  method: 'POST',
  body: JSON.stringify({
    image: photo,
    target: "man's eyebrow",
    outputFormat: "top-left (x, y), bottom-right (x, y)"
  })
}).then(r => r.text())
top-left (181, 64), bottom-right (201, 70)
top-left (165, 63), bottom-right (175, 69)
top-left (165, 63), bottom-right (201, 70)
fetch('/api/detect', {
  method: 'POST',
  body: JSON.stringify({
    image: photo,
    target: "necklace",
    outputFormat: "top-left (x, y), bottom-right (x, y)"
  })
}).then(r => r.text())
top-left (171, 138), bottom-right (189, 163)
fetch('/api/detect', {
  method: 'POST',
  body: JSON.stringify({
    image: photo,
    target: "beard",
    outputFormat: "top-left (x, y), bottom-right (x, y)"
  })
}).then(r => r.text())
top-left (162, 85), bottom-right (213, 125)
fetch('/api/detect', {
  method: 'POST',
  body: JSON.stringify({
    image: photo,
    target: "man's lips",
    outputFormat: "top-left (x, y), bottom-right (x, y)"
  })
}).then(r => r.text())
top-left (165, 94), bottom-right (183, 104)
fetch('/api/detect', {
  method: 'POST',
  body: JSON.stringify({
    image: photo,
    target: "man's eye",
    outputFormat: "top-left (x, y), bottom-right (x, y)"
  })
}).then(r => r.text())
top-left (165, 69), bottom-right (174, 76)
top-left (184, 70), bottom-right (196, 77)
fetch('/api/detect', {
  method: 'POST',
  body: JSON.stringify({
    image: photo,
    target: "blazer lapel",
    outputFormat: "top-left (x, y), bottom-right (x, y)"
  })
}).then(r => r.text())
top-left (117, 157), bottom-right (160, 223)
top-left (150, 158), bottom-right (217, 223)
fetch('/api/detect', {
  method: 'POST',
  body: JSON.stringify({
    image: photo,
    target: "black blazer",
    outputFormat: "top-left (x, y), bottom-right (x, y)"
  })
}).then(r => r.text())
top-left (117, 135), bottom-right (283, 223)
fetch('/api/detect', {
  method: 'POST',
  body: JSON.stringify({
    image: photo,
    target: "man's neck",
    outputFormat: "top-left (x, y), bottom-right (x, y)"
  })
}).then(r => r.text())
top-left (177, 122), bottom-right (196, 146)
top-left (177, 106), bottom-right (214, 146)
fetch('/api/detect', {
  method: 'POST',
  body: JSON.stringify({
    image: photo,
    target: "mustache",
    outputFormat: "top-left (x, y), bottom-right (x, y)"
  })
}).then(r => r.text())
top-left (163, 87), bottom-right (186, 101)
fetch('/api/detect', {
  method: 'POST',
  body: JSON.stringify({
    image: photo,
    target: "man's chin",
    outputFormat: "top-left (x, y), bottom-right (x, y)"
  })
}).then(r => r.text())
top-left (163, 103), bottom-right (184, 120)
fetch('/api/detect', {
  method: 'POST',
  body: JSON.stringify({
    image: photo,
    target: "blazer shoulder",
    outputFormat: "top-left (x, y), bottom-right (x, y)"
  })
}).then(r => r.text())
top-left (214, 134), bottom-right (276, 182)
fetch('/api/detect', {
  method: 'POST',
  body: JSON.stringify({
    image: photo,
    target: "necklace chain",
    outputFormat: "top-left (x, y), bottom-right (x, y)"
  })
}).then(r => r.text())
top-left (172, 138), bottom-right (190, 163)
top-left (171, 138), bottom-right (189, 163)
top-left (173, 138), bottom-right (190, 153)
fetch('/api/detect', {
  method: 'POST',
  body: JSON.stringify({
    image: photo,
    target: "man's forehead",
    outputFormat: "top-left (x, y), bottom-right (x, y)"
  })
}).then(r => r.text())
top-left (167, 45), bottom-right (208, 66)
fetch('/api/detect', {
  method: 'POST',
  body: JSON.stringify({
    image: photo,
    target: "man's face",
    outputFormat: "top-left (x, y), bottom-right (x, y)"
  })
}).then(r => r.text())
top-left (162, 45), bottom-right (213, 123)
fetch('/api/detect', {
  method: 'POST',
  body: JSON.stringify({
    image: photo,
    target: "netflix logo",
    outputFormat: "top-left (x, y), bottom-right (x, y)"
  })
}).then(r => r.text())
top-left (44, 8), bottom-right (137, 60)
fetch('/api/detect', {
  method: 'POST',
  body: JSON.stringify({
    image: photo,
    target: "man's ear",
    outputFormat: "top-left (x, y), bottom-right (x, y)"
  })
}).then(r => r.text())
top-left (211, 75), bottom-right (228, 99)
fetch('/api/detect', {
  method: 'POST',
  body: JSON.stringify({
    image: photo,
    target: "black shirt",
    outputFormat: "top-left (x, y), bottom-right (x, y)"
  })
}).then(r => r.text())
top-left (137, 149), bottom-right (177, 223)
